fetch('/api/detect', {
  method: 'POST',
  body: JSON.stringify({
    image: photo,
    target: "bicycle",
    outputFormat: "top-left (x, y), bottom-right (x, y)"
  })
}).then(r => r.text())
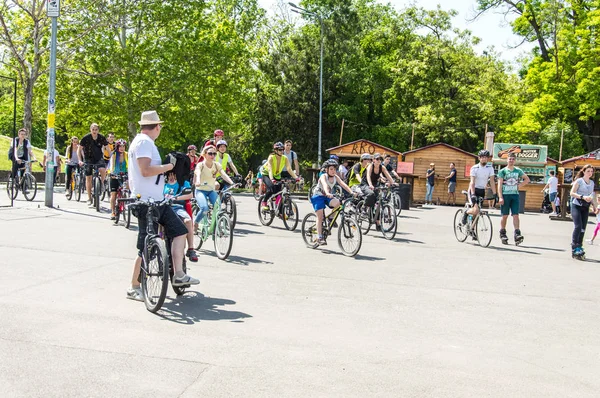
top-left (453, 190), bottom-right (493, 247)
top-left (128, 194), bottom-right (191, 313)
top-left (85, 163), bottom-right (103, 212)
top-left (66, 165), bottom-right (84, 201)
top-left (356, 185), bottom-right (397, 240)
top-left (113, 173), bottom-right (132, 228)
top-left (385, 183), bottom-right (402, 216)
top-left (6, 160), bottom-right (38, 201)
top-left (301, 196), bottom-right (363, 256)
top-left (219, 176), bottom-right (241, 229)
top-left (192, 184), bottom-right (238, 260)
top-left (257, 178), bottom-right (299, 231)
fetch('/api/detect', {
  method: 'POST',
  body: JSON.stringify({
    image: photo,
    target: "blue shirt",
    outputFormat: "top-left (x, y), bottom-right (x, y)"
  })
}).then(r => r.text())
top-left (164, 180), bottom-right (191, 208)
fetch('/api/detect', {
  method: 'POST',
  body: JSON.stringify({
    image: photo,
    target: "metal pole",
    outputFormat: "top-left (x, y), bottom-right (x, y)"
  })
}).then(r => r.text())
top-left (559, 127), bottom-right (564, 162)
top-left (318, 17), bottom-right (323, 165)
top-left (45, 16), bottom-right (58, 207)
top-left (410, 123), bottom-right (415, 151)
top-left (11, 77), bottom-right (16, 207)
top-left (339, 118), bottom-right (345, 146)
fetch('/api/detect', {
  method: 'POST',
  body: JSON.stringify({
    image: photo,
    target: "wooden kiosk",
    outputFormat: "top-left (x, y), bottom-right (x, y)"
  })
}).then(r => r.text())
top-left (326, 139), bottom-right (402, 164)
top-left (401, 143), bottom-right (478, 205)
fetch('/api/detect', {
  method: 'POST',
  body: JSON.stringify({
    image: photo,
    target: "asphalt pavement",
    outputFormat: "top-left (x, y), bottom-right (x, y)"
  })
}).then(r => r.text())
top-left (0, 187), bottom-right (599, 397)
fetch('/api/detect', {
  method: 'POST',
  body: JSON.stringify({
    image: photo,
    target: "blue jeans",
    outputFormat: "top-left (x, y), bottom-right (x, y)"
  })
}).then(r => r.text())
top-left (425, 183), bottom-right (434, 202)
top-left (195, 189), bottom-right (218, 224)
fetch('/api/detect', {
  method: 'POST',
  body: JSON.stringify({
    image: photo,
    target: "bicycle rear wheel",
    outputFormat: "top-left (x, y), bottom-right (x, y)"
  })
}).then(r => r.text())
top-left (357, 201), bottom-right (371, 235)
top-left (476, 213), bottom-right (493, 247)
top-left (6, 176), bottom-right (18, 200)
top-left (453, 209), bottom-right (468, 242)
top-left (23, 174), bottom-right (37, 201)
top-left (124, 205), bottom-right (131, 229)
top-left (392, 192), bottom-right (402, 216)
top-left (66, 176), bottom-right (74, 201)
top-left (301, 213), bottom-right (319, 249)
top-left (214, 213), bottom-right (233, 260)
top-left (282, 198), bottom-right (299, 231)
top-left (338, 216), bottom-right (362, 257)
top-left (257, 195), bottom-right (275, 226)
top-left (141, 238), bottom-right (169, 313)
top-left (253, 185), bottom-right (261, 201)
top-left (380, 203), bottom-right (397, 240)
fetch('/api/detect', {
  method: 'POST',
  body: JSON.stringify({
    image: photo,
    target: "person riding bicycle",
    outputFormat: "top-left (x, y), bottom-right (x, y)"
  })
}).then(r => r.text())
top-left (194, 145), bottom-right (235, 226)
top-left (318, 154), bottom-right (339, 178)
top-left (78, 123), bottom-right (109, 206)
top-left (108, 139), bottom-right (128, 220)
top-left (261, 142), bottom-right (298, 211)
top-left (65, 136), bottom-right (80, 196)
top-left (360, 153), bottom-right (397, 230)
top-left (347, 153), bottom-right (371, 193)
top-left (215, 139), bottom-right (240, 190)
top-left (126, 110), bottom-right (199, 301)
top-left (187, 144), bottom-right (200, 182)
top-left (461, 149), bottom-right (497, 226)
top-left (103, 132), bottom-right (116, 164)
top-left (256, 159), bottom-right (268, 196)
top-left (9, 128), bottom-right (36, 181)
top-left (164, 170), bottom-right (198, 262)
top-left (310, 159), bottom-right (354, 245)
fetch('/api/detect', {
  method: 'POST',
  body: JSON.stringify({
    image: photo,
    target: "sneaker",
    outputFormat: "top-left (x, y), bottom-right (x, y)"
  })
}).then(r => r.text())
top-left (549, 212), bottom-right (557, 216)
top-left (126, 287), bottom-right (143, 302)
top-left (87, 199), bottom-right (94, 207)
top-left (261, 202), bottom-right (269, 211)
top-left (586, 239), bottom-right (593, 245)
top-left (173, 274), bottom-right (200, 286)
top-left (110, 213), bottom-right (116, 220)
top-left (186, 249), bottom-right (198, 262)
top-left (317, 238), bottom-right (327, 246)
top-left (375, 224), bottom-right (381, 232)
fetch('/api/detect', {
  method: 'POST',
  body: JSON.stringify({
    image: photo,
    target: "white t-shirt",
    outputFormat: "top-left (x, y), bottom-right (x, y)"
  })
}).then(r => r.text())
top-left (128, 133), bottom-right (164, 201)
top-left (548, 176), bottom-right (558, 193)
top-left (338, 164), bottom-right (348, 179)
top-left (470, 163), bottom-right (495, 189)
top-left (43, 149), bottom-right (60, 165)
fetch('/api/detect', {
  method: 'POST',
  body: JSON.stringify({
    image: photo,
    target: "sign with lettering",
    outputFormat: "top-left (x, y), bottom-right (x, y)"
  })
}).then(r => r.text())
top-left (47, 0), bottom-right (60, 17)
top-left (327, 139), bottom-right (401, 159)
top-left (397, 162), bottom-right (413, 174)
top-left (493, 143), bottom-right (548, 164)
top-left (563, 168), bottom-right (574, 184)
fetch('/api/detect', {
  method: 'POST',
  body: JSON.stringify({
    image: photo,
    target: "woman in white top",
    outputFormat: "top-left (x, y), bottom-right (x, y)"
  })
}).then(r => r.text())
top-left (194, 145), bottom-right (234, 225)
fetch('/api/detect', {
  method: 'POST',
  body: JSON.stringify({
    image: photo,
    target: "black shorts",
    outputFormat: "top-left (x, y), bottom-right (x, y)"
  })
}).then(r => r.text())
top-left (470, 188), bottom-right (486, 206)
top-left (110, 177), bottom-right (122, 192)
top-left (84, 160), bottom-right (106, 176)
top-left (135, 204), bottom-right (188, 252)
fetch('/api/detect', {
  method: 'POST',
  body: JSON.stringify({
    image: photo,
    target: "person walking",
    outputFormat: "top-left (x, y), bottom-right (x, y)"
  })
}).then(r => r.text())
top-left (77, 123), bottom-right (109, 206)
top-left (497, 153), bottom-right (530, 245)
top-left (425, 163), bottom-right (435, 205)
top-left (570, 164), bottom-right (596, 259)
top-left (542, 170), bottom-right (559, 216)
top-left (586, 206), bottom-right (600, 245)
top-left (282, 139), bottom-right (300, 179)
top-left (444, 162), bottom-right (457, 205)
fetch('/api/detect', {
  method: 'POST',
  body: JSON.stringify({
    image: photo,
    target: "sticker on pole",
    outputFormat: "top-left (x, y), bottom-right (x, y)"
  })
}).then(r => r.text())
top-left (47, 0), bottom-right (60, 17)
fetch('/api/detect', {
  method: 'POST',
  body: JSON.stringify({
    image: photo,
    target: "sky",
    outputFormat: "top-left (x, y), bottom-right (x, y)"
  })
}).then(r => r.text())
top-left (257, 0), bottom-right (535, 65)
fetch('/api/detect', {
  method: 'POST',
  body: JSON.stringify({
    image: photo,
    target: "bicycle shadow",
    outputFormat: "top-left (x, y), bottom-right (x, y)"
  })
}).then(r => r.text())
top-left (487, 245), bottom-right (540, 255)
top-left (398, 214), bottom-right (420, 220)
top-left (54, 207), bottom-right (109, 220)
top-left (517, 245), bottom-right (566, 252)
top-left (318, 248), bottom-right (385, 261)
top-left (235, 220), bottom-right (260, 227)
top-left (233, 228), bottom-right (264, 236)
top-left (158, 291), bottom-right (252, 325)
top-left (371, 235), bottom-right (425, 244)
top-left (225, 255), bottom-right (274, 266)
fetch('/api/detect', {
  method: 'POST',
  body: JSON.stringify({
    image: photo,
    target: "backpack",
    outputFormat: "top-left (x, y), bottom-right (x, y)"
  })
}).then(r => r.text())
top-left (158, 151), bottom-right (191, 187)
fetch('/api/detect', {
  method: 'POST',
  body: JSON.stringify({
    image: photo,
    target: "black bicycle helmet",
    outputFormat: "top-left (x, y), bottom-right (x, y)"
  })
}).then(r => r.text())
top-left (322, 159), bottom-right (339, 169)
top-left (478, 149), bottom-right (491, 157)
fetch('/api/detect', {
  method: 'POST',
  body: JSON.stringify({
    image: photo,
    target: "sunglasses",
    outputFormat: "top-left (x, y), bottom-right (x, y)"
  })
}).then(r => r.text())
top-left (375, 157), bottom-right (383, 161)
top-left (207, 152), bottom-right (217, 156)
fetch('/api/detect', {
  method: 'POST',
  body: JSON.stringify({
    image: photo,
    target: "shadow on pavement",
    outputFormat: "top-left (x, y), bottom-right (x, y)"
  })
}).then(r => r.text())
top-left (518, 245), bottom-right (566, 252)
top-left (318, 248), bottom-right (385, 261)
top-left (372, 235), bottom-right (424, 244)
top-left (226, 255), bottom-right (274, 266)
top-left (398, 214), bottom-right (420, 220)
top-left (234, 228), bottom-right (264, 236)
top-left (487, 245), bottom-right (540, 255)
top-left (158, 291), bottom-right (252, 325)
top-left (235, 220), bottom-right (260, 227)
top-left (54, 207), bottom-right (108, 220)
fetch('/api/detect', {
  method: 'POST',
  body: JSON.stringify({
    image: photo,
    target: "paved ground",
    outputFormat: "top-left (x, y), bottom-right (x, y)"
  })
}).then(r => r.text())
top-left (1, 187), bottom-right (599, 397)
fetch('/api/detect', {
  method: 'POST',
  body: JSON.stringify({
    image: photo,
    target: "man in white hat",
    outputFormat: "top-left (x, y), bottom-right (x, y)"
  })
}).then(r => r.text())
top-left (126, 110), bottom-right (199, 301)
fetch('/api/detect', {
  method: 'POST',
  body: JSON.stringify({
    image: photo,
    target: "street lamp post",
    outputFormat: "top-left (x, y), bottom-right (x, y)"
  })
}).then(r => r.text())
top-left (0, 74), bottom-right (17, 207)
top-left (289, 2), bottom-right (324, 165)
top-left (45, 0), bottom-right (60, 208)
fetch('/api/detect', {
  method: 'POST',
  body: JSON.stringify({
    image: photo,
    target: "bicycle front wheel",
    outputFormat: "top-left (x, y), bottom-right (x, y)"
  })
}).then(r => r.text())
top-left (338, 216), bottom-right (362, 257)
top-left (476, 213), bottom-right (493, 247)
top-left (75, 175), bottom-right (82, 202)
top-left (301, 213), bottom-right (319, 249)
top-left (94, 177), bottom-right (101, 212)
top-left (453, 209), bottom-right (468, 242)
top-left (380, 203), bottom-right (397, 240)
top-left (357, 201), bottom-right (371, 235)
top-left (253, 185), bottom-right (261, 201)
top-left (124, 205), bottom-right (131, 229)
top-left (214, 213), bottom-right (233, 260)
top-left (23, 174), bottom-right (37, 201)
top-left (66, 176), bottom-right (74, 201)
top-left (222, 194), bottom-right (237, 229)
top-left (141, 238), bottom-right (169, 313)
top-left (282, 199), bottom-right (299, 231)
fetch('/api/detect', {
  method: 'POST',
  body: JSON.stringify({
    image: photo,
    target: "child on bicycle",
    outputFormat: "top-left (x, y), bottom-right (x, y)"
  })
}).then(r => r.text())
top-left (164, 170), bottom-right (198, 262)
top-left (310, 159), bottom-right (354, 246)
top-left (108, 139), bottom-right (128, 220)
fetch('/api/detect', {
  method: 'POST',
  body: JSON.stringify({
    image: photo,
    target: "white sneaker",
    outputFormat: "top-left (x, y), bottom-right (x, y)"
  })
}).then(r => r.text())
top-left (173, 274), bottom-right (200, 286)
top-left (586, 239), bottom-right (593, 245)
top-left (126, 287), bottom-right (143, 301)
top-left (549, 212), bottom-right (557, 216)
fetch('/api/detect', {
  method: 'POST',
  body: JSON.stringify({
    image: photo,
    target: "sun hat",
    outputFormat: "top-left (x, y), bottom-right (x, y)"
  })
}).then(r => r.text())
top-left (138, 110), bottom-right (163, 125)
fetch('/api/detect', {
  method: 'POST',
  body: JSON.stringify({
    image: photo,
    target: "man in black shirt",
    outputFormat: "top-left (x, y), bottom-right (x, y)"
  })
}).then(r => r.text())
top-left (77, 123), bottom-right (109, 205)
top-left (383, 154), bottom-right (399, 180)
